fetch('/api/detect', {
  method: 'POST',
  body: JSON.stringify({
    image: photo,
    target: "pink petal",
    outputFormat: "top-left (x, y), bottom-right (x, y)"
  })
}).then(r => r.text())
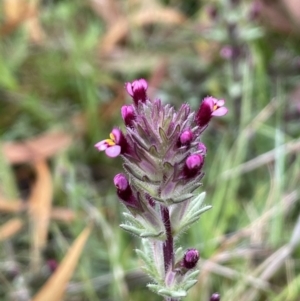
top-left (105, 145), bottom-right (121, 157)
top-left (212, 107), bottom-right (228, 116)
top-left (202, 97), bottom-right (214, 110)
top-left (216, 99), bottom-right (225, 106)
top-left (94, 140), bottom-right (108, 151)
top-left (121, 105), bottom-right (128, 119)
top-left (112, 128), bottom-right (121, 143)
top-left (138, 78), bottom-right (148, 90)
top-left (125, 82), bottom-right (133, 96)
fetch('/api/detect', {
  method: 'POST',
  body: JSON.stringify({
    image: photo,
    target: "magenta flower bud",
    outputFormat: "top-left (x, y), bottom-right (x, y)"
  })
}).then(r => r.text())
top-left (184, 154), bottom-right (204, 178)
top-left (186, 154), bottom-right (203, 170)
top-left (210, 293), bottom-right (220, 301)
top-left (121, 105), bottom-right (135, 127)
top-left (114, 173), bottom-right (140, 209)
top-left (182, 249), bottom-right (199, 269)
top-left (195, 96), bottom-right (228, 128)
top-left (125, 78), bottom-right (148, 105)
top-left (114, 173), bottom-right (129, 191)
top-left (198, 142), bottom-right (207, 155)
top-left (179, 130), bottom-right (193, 146)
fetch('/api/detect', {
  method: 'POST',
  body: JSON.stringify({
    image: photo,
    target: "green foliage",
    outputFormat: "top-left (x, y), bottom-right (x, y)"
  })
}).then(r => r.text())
top-left (0, 0), bottom-right (300, 300)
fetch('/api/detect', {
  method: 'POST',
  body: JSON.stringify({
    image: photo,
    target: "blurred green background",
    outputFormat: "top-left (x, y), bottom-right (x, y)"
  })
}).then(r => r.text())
top-left (0, 0), bottom-right (300, 300)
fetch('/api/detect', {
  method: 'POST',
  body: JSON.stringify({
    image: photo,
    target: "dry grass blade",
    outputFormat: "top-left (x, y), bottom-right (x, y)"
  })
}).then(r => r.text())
top-left (0, 197), bottom-right (76, 222)
top-left (50, 207), bottom-right (76, 223)
top-left (99, 18), bottom-right (129, 56)
top-left (0, 218), bottom-right (23, 241)
top-left (32, 225), bottom-right (92, 301)
top-left (2, 131), bottom-right (72, 164)
top-left (201, 260), bottom-right (270, 291)
top-left (0, 198), bottom-right (26, 213)
top-left (222, 139), bottom-right (300, 179)
top-left (29, 160), bottom-right (53, 271)
top-left (25, 0), bottom-right (45, 44)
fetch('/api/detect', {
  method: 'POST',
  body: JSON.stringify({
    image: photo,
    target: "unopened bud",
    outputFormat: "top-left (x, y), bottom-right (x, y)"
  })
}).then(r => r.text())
top-left (198, 142), bottom-right (207, 155)
top-left (182, 249), bottom-right (199, 269)
top-left (121, 105), bottom-right (135, 127)
top-left (210, 293), bottom-right (220, 301)
top-left (184, 154), bottom-right (204, 177)
top-left (114, 173), bottom-right (129, 191)
top-left (180, 130), bottom-right (194, 146)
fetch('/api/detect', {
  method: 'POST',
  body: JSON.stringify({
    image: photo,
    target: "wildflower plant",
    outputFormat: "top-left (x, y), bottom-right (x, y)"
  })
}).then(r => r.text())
top-left (95, 79), bottom-right (227, 300)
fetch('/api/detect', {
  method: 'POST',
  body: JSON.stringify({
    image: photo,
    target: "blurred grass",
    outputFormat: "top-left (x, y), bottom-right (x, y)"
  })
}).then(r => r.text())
top-left (0, 0), bottom-right (300, 300)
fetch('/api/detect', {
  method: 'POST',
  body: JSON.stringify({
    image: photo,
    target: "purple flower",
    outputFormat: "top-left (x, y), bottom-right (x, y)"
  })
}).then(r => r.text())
top-left (179, 130), bottom-right (194, 146)
top-left (94, 128), bottom-right (127, 158)
top-left (210, 293), bottom-right (220, 301)
top-left (195, 96), bottom-right (228, 128)
top-left (125, 78), bottom-right (148, 105)
top-left (182, 248), bottom-right (199, 269)
top-left (121, 105), bottom-right (135, 127)
top-left (220, 45), bottom-right (233, 60)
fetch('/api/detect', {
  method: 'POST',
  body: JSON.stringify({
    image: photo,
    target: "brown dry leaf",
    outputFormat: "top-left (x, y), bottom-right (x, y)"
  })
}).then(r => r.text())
top-left (25, 1), bottom-right (45, 44)
top-left (29, 160), bottom-right (53, 271)
top-left (3, 0), bottom-right (28, 23)
top-left (89, 0), bottom-right (123, 28)
top-left (100, 18), bottom-right (129, 56)
top-left (2, 131), bottom-right (72, 164)
top-left (0, 196), bottom-right (76, 222)
top-left (0, 218), bottom-right (23, 241)
top-left (32, 225), bottom-right (92, 301)
top-left (1, 0), bottom-right (35, 36)
top-left (131, 6), bottom-right (185, 26)
top-left (259, 0), bottom-right (297, 34)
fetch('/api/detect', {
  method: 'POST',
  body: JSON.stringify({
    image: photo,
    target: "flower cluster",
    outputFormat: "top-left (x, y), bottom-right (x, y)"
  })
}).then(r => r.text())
top-left (95, 79), bottom-right (227, 300)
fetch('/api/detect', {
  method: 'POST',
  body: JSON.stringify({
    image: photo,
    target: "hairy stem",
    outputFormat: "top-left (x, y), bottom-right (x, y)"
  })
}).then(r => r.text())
top-left (161, 205), bottom-right (177, 301)
top-left (161, 206), bottom-right (174, 272)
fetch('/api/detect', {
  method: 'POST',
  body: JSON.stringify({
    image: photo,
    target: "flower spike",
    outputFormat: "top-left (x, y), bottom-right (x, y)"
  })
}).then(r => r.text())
top-left (95, 78), bottom-right (228, 299)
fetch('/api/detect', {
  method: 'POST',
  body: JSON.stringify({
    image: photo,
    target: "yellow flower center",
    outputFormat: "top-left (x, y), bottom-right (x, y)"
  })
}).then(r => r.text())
top-left (105, 132), bottom-right (116, 146)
